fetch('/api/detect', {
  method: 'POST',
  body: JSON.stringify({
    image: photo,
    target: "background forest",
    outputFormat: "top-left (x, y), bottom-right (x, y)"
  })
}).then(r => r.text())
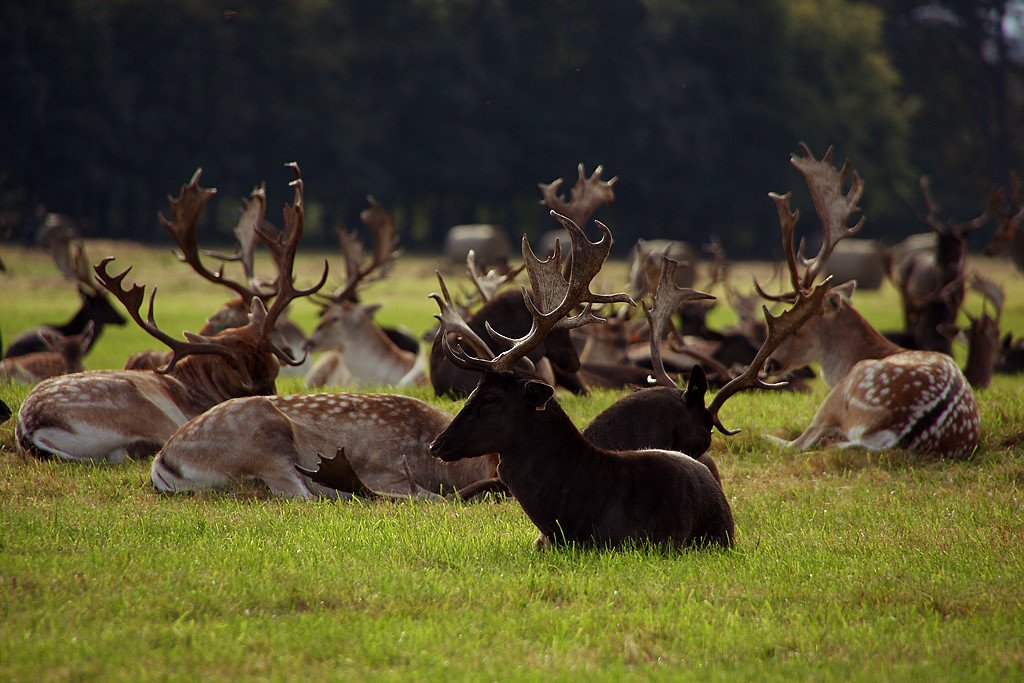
top-left (1, 0), bottom-right (1022, 258)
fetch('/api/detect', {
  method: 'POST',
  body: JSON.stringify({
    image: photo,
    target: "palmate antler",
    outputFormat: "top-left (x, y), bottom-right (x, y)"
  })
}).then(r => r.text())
top-left (641, 257), bottom-right (717, 388)
top-left (708, 142), bottom-right (862, 434)
top-left (326, 195), bottom-right (403, 304)
top-left (538, 164), bottom-right (617, 230)
top-left (433, 211), bottom-right (634, 375)
top-left (257, 163), bottom-right (329, 364)
top-left (93, 257), bottom-right (255, 385)
top-left (466, 249), bottom-right (525, 303)
top-left (161, 169), bottom-right (261, 303)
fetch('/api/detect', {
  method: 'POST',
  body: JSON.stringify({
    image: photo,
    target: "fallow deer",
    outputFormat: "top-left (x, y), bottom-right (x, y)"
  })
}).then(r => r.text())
top-left (888, 177), bottom-right (997, 353)
top-left (149, 391), bottom-right (496, 498)
top-left (429, 165), bottom-right (615, 398)
top-left (14, 165), bottom-right (327, 463)
top-left (4, 239), bottom-right (126, 359)
top-left (581, 250), bottom-right (832, 484)
top-left (428, 211), bottom-right (735, 551)
top-left (0, 322), bottom-right (94, 384)
top-left (761, 144), bottom-right (980, 460)
top-left (303, 197), bottom-right (425, 388)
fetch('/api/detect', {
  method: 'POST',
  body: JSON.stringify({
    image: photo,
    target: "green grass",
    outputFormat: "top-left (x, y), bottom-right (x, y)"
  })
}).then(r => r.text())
top-left (2, 242), bottom-right (1024, 680)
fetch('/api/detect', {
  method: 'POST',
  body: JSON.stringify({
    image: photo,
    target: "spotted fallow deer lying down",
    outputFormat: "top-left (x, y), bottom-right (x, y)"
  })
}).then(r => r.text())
top-left (15, 165), bottom-right (328, 463)
top-left (428, 211), bottom-right (735, 551)
top-left (302, 197), bottom-right (427, 388)
top-left (149, 391), bottom-right (496, 499)
top-left (0, 321), bottom-right (94, 384)
top-left (760, 144), bottom-right (980, 460)
top-left (581, 249), bottom-right (832, 486)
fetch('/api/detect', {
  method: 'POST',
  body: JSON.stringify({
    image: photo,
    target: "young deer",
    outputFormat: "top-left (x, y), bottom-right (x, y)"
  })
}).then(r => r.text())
top-left (761, 144), bottom-right (980, 459)
top-left (149, 391), bottom-right (496, 499)
top-left (15, 165), bottom-right (327, 463)
top-left (428, 212), bottom-right (735, 551)
top-left (0, 322), bottom-right (94, 384)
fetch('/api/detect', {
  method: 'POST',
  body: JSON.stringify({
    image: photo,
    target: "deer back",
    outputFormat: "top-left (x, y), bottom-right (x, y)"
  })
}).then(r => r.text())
top-left (151, 392), bottom-right (495, 498)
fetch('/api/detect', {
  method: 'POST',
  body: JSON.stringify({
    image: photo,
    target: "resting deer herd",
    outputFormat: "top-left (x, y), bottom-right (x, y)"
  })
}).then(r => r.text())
top-left (1, 147), bottom-right (1019, 551)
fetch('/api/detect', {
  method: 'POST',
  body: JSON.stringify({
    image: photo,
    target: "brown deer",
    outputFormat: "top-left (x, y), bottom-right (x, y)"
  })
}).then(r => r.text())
top-left (4, 239), bottom-right (126, 359)
top-left (0, 322), bottom-right (94, 384)
top-left (888, 177), bottom-right (997, 353)
top-left (14, 165), bottom-right (327, 463)
top-left (429, 165), bottom-right (614, 398)
top-left (302, 197), bottom-right (425, 388)
top-left (761, 144), bottom-right (980, 460)
top-left (149, 391), bottom-right (496, 499)
top-left (428, 211), bottom-right (735, 551)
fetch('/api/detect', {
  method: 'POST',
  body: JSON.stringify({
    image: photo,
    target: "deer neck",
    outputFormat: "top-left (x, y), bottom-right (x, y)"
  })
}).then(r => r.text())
top-left (815, 305), bottom-right (902, 386)
top-left (343, 321), bottom-right (415, 377)
top-left (493, 401), bottom-right (598, 504)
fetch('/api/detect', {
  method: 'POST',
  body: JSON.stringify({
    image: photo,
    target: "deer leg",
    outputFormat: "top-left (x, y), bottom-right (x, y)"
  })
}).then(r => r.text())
top-left (769, 383), bottom-right (850, 451)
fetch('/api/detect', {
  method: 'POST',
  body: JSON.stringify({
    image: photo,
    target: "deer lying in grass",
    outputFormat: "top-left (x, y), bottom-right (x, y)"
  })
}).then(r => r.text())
top-left (149, 391), bottom-right (496, 498)
top-left (581, 250), bottom-right (831, 485)
top-left (429, 165), bottom-right (614, 398)
top-left (15, 165), bottom-right (327, 463)
top-left (4, 239), bottom-right (126, 359)
top-left (761, 144), bottom-right (980, 460)
top-left (428, 211), bottom-right (734, 551)
top-left (127, 179), bottom-right (311, 373)
top-left (0, 322), bottom-right (94, 384)
top-left (303, 197), bottom-right (426, 388)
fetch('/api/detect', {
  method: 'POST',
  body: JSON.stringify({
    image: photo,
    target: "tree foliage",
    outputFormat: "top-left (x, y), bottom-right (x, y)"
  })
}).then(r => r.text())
top-left (2, 0), bottom-right (1016, 257)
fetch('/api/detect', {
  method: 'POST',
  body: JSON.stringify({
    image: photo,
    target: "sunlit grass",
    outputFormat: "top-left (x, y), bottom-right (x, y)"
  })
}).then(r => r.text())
top-left (1, 242), bottom-right (1023, 679)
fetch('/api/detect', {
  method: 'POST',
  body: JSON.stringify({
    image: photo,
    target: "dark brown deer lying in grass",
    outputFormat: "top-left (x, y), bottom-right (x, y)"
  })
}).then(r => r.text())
top-left (428, 211), bottom-right (734, 551)
top-left (430, 165), bottom-right (614, 398)
top-left (4, 238), bottom-right (126, 359)
top-left (15, 166), bottom-right (327, 463)
top-left (581, 250), bottom-right (830, 485)
top-left (761, 144), bottom-right (980, 460)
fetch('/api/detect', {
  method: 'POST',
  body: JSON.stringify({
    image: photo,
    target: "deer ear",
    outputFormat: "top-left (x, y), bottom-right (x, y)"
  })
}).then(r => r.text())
top-left (683, 365), bottom-right (708, 407)
top-left (248, 297), bottom-right (268, 327)
top-left (523, 380), bottom-right (554, 409)
top-left (361, 302), bottom-right (384, 317)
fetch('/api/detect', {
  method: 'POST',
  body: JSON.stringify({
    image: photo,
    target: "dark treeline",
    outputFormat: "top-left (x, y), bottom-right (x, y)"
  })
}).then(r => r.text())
top-left (1, 0), bottom-right (1021, 258)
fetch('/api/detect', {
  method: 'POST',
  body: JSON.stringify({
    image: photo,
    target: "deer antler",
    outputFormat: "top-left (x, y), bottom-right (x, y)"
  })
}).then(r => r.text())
top-left (256, 163), bottom-right (329, 364)
top-left (787, 143), bottom-right (865, 290)
top-left (433, 211), bottom-right (634, 375)
top-left (641, 257), bottom-right (716, 388)
top-left (161, 169), bottom-right (259, 303)
top-left (429, 271), bottom-right (498, 364)
top-left (969, 273), bottom-right (1004, 321)
top-left (328, 195), bottom-right (403, 303)
top-left (712, 143), bottom-right (865, 434)
top-left (93, 257), bottom-right (253, 384)
top-left (538, 164), bottom-right (617, 230)
top-left (202, 184), bottom-right (269, 291)
top-left (466, 249), bottom-right (525, 303)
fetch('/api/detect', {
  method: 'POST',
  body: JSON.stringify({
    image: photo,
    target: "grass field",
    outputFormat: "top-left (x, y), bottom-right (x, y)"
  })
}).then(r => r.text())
top-left (1, 241), bottom-right (1023, 680)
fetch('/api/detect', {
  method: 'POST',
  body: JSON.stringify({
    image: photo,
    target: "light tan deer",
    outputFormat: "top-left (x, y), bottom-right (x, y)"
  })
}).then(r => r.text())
top-left (303, 197), bottom-right (426, 388)
top-left (15, 165), bottom-right (327, 463)
top-left (149, 391), bottom-right (496, 499)
top-left (761, 144), bottom-right (980, 459)
top-left (0, 322), bottom-right (94, 384)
